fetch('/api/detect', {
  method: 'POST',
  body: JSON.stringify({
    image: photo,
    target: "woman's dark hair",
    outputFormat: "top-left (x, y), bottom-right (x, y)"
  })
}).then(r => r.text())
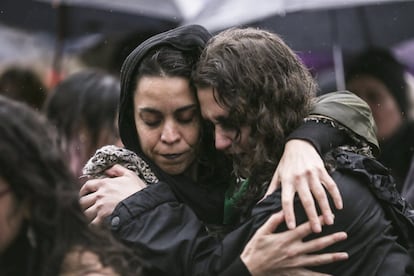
top-left (345, 47), bottom-right (408, 116)
top-left (44, 69), bottom-right (120, 177)
top-left (0, 66), bottom-right (47, 111)
top-left (136, 46), bottom-right (196, 82)
top-left (194, 27), bottom-right (317, 206)
top-left (43, 69), bottom-right (121, 177)
top-left (0, 96), bottom-right (144, 275)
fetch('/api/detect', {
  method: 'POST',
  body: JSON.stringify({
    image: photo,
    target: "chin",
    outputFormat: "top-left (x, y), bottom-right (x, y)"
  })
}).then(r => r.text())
top-left (162, 166), bottom-right (186, 176)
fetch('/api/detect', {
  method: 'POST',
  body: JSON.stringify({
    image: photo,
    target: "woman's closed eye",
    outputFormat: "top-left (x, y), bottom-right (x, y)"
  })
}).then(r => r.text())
top-left (140, 112), bottom-right (162, 127)
top-left (175, 107), bottom-right (198, 124)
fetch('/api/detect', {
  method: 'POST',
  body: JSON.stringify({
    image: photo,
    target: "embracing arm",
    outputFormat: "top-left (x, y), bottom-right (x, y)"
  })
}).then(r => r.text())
top-left (109, 181), bottom-right (347, 276)
top-left (79, 153), bottom-right (348, 275)
top-left (266, 90), bottom-right (379, 232)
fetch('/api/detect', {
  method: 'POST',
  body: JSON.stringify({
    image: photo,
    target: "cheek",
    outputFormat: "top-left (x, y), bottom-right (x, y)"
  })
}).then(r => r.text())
top-left (182, 122), bottom-right (201, 148)
top-left (135, 123), bottom-right (159, 153)
top-left (371, 96), bottom-right (400, 119)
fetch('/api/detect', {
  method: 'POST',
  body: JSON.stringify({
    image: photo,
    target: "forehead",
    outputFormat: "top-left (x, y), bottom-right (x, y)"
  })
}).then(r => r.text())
top-left (196, 87), bottom-right (228, 120)
top-left (134, 76), bottom-right (196, 106)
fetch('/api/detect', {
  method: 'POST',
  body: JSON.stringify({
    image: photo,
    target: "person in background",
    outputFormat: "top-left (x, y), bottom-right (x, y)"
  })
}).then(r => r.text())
top-left (0, 66), bottom-right (47, 111)
top-left (43, 69), bottom-right (122, 183)
top-left (346, 47), bottom-right (414, 191)
top-left (0, 95), bottom-right (146, 276)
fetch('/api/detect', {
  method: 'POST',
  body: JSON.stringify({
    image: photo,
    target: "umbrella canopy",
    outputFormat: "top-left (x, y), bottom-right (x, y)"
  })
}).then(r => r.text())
top-left (2, 0), bottom-right (413, 89)
top-left (187, 0), bottom-right (414, 52)
top-left (0, 0), bottom-right (202, 85)
top-left (0, 0), bottom-right (185, 39)
top-left (187, 0), bottom-right (412, 32)
top-left (186, 0), bottom-right (414, 90)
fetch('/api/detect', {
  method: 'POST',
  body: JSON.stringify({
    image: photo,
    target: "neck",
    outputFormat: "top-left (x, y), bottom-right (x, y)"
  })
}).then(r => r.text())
top-left (182, 162), bottom-right (198, 181)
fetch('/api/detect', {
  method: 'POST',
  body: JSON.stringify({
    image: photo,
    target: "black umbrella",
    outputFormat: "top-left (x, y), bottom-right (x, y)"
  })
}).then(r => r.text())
top-left (187, 0), bottom-right (414, 90)
top-left (0, 0), bottom-right (181, 83)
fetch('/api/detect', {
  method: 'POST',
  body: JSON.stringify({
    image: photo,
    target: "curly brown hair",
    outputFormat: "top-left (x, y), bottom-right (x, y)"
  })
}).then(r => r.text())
top-left (194, 27), bottom-right (318, 208)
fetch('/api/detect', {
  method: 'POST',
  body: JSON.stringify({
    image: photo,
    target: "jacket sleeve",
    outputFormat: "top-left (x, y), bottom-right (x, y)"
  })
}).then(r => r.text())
top-left (108, 181), bottom-right (252, 276)
top-left (287, 90), bottom-right (379, 156)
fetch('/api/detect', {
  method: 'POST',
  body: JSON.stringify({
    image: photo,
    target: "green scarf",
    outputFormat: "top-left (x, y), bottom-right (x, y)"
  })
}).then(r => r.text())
top-left (223, 178), bottom-right (250, 225)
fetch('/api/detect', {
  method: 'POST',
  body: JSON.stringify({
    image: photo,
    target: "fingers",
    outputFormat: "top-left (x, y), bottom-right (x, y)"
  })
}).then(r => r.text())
top-left (79, 179), bottom-right (100, 197)
top-left (79, 192), bottom-right (96, 211)
top-left (295, 179), bottom-right (321, 233)
top-left (263, 169), bottom-right (281, 199)
top-left (285, 171), bottom-right (340, 232)
top-left (321, 173), bottom-right (343, 210)
top-left (82, 196), bottom-right (111, 225)
top-left (299, 270), bottom-right (332, 276)
top-left (83, 203), bottom-right (97, 223)
top-left (313, 171), bottom-right (340, 226)
top-left (90, 215), bottom-right (103, 225)
top-left (105, 164), bottom-right (128, 177)
top-left (256, 211), bottom-right (285, 235)
top-left (285, 215), bottom-right (325, 242)
top-left (301, 231), bottom-right (347, 254)
top-left (281, 184), bottom-right (297, 230)
top-left (308, 178), bottom-right (334, 227)
top-left (289, 251), bottom-right (348, 268)
top-left (298, 170), bottom-right (330, 232)
top-left (279, 268), bottom-right (333, 276)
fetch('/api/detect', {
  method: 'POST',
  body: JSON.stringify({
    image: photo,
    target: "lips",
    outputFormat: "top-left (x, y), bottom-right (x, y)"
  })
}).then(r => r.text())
top-left (161, 153), bottom-right (183, 160)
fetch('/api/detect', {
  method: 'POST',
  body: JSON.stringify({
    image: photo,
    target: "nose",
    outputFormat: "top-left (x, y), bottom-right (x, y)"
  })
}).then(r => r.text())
top-left (161, 121), bottom-right (180, 144)
top-left (214, 128), bottom-right (233, 151)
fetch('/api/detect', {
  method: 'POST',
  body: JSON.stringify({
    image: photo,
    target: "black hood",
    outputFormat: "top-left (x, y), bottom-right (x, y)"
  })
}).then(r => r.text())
top-left (119, 24), bottom-right (212, 156)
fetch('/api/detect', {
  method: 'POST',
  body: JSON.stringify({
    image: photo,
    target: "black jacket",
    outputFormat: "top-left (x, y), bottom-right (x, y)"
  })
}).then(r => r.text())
top-left (108, 150), bottom-right (414, 276)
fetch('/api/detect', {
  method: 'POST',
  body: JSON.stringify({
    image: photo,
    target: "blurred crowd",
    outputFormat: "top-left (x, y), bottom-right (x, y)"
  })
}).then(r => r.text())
top-left (2, 43), bottom-right (413, 199)
top-left (0, 23), bottom-right (413, 275)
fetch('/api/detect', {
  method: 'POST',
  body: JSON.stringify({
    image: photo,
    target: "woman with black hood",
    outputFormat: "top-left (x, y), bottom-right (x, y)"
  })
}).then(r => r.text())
top-left (80, 25), bottom-right (381, 275)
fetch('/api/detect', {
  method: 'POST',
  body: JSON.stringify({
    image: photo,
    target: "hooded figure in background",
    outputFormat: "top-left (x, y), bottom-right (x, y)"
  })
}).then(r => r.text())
top-left (346, 48), bottom-right (414, 191)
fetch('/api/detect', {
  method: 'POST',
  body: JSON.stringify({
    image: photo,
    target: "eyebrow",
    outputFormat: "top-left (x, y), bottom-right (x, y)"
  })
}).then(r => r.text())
top-left (138, 104), bottom-right (198, 114)
top-left (175, 104), bottom-right (198, 113)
